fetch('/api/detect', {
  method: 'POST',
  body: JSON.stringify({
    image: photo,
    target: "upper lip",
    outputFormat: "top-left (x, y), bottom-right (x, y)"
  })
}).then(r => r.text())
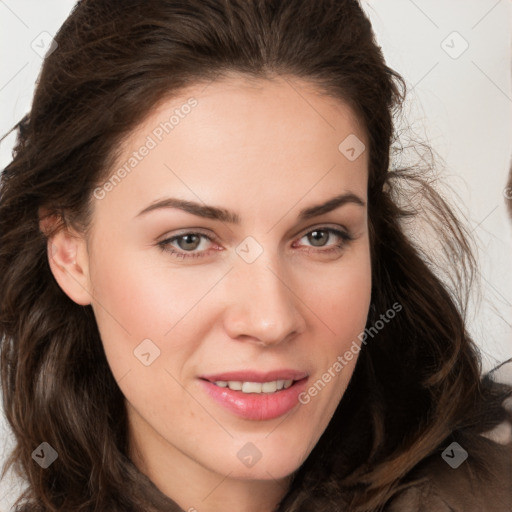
top-left (200, 369), bottom-right (308, 383)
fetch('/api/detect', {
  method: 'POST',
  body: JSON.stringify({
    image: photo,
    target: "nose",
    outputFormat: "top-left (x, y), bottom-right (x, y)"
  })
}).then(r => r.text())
top-left (222, 255), bottom-right (307, 347)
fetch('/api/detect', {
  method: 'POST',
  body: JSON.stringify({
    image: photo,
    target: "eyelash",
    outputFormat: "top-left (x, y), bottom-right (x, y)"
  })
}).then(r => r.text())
top-left (157, 227), bottom-right (353, 260)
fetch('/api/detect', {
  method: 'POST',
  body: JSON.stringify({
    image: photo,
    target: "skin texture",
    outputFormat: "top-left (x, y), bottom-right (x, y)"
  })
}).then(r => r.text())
top-left (45, 75), bottom-right (372, 512)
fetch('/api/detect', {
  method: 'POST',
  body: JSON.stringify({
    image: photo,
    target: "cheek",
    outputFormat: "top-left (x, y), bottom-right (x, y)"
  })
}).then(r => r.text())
top-left (298, 244), bottom-right (371, 412)
top-left (303, 243), bottom-right (372, 339)
top-left (87, 239), bottom-right (236, 391)
top-left (332, 256), bottom-right (372, 370)
top-left (335, 267), bottom-right (372, 337)
top-left (87, 246), bottom-right (207, 378)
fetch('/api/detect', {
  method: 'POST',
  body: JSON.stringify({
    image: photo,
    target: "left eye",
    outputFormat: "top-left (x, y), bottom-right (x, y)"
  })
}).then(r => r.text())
top-left (158, 227), bottom-right (352, 259)
top-left (158, 232), bottom-right (214, 259)
top-left (298, 228), bottom-right (350, 249)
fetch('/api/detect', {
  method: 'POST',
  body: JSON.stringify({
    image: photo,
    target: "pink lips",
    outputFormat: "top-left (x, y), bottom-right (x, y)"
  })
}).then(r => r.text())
top-left (199, 370), bottom-right (308, 421)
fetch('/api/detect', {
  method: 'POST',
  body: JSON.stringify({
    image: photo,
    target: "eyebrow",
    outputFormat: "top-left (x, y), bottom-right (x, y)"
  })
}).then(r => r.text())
top-left (135, 192), bottom-right (365, 223)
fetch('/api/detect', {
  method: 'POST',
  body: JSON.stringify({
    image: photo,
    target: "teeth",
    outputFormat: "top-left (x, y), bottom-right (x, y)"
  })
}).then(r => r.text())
top-left (261, 381), bottom-right (277, 393)
top-left (242, 382), bottom-right (262, 393)
top-left (213, 379), bottom-right (295, 393)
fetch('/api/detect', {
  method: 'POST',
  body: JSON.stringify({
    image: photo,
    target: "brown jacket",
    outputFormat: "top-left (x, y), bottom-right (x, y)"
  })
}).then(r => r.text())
top-left (386, 439), bottom-right (512, 511)
top-left (387, 366), bottom-right (512, 512)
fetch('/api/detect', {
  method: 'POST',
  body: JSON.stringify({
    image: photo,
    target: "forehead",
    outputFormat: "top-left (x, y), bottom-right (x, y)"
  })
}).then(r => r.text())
top-left (94, 75), bottom-right (369, 221)
top-left (120, 73), bottom-right (367, 158)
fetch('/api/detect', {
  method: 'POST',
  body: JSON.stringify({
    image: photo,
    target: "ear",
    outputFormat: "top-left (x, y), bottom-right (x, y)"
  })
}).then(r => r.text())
top-left (39, 211), bottom-right (92, 306)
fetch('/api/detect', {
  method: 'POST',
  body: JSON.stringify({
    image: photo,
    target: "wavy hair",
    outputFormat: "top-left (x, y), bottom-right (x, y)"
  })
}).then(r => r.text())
top-left (1, 1), bottom-right (510, 511)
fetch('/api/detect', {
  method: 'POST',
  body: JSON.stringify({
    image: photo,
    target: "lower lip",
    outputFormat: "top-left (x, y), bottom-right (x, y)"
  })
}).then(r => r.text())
top-left (200, 378), bottom-right (308, 421)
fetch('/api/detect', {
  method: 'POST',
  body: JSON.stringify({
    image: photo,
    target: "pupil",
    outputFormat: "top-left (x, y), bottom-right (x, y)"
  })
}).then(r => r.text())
top-left (309, 230), bottom-right (328, 247)
top-left (179, 234), bottom-right (200, 250)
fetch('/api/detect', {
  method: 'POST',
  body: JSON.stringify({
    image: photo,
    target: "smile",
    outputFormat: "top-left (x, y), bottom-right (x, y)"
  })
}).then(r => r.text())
top-left (199, 370), bottom-right (309, 421)
top-left (212, 379), bottom-right (294, 393)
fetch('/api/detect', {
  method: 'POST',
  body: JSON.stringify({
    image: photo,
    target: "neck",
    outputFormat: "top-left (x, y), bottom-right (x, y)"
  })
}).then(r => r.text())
top-left (128, 409), bottom-right (292, 512)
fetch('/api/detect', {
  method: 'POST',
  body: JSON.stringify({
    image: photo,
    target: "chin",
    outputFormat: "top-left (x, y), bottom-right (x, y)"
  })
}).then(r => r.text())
top-left (229, 460), bottom-right (303, 481)
top-left (213, 442), bottom-right (311, 482)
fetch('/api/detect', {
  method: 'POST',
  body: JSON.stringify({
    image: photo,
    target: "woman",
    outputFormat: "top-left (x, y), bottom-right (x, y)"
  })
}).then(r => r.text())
top-left (1, 1), bottom-right (511, 510)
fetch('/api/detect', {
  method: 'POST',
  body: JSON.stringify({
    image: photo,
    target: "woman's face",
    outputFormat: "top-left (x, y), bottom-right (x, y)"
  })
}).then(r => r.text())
top-left (56, 75), bottom-right (371, 499)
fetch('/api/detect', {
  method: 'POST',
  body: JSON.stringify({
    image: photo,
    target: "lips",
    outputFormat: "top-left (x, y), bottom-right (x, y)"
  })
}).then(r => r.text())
top-left (212, 379), bottom-right (294, 393)
top-left (199, 370), bottom-right (309, 421)
top-left (201, 370), bottom-right (308, 383)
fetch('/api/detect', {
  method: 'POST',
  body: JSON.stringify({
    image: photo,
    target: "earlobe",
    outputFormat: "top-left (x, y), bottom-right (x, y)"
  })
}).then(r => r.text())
top-left (41, 215), bottom-right (92, 306)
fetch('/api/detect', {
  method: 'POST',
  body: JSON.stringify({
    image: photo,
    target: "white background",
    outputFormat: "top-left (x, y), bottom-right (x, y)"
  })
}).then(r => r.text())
top-left (1, 1), bottom-right (511, 510)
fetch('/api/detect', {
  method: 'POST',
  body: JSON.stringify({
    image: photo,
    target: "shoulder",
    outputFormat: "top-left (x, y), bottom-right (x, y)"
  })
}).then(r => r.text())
top-left (386, 438), bottom-right (512, 511)
top-left (386, 364), bottom-right (512, 512)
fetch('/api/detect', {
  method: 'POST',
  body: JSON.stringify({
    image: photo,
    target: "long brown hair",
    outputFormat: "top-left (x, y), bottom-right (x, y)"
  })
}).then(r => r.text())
top-left (1, 1), bottom-right (510, 511)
